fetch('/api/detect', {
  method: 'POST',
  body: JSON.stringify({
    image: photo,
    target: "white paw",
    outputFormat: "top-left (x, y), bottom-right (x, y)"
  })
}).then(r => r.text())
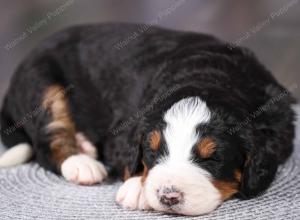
top-left (116, 177), bottom-right (151, 210)
top-left (61, 154), bottom-right (107, 185)
top-left (76, 133), bottom-right (98, 159)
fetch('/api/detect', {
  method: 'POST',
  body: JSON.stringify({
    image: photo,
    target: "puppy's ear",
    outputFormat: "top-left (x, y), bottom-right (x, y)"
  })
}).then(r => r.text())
top-left (127, 123), bottom-right (145, 176)
top-left (238, 133), bottom-right (278, 199)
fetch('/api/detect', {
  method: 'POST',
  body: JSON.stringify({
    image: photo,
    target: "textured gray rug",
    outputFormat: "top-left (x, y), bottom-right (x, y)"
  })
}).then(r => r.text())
top-left (0, 106), bottom-right (299, 220)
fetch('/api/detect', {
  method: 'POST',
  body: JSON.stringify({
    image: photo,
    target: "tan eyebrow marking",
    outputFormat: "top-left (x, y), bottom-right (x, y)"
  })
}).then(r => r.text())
top-left (149, 130), bottom-right (161, 151)
top-left (197, 137), bottom-right (216, 158)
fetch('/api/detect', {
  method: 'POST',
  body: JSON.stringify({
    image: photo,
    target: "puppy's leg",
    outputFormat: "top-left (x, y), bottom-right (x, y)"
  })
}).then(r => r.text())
top-left (37, 85), bottom-right (107, 185)
top-left (75, 132), bottom-right (98, 159)
top-left (116, 176), bottom-right (150, 210)
top-left (116, 166), bottom-right (151, 210)
top-left (0, 106), bottom-right (33, 167)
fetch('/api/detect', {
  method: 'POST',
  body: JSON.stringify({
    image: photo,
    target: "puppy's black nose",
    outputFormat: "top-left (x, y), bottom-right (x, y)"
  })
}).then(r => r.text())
top-left (158, 187), bottom-right (183, 206)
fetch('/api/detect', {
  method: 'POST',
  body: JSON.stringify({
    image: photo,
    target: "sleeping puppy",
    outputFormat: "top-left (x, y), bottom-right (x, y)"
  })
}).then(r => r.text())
top-left (0, 23), bottom-right (296, 216)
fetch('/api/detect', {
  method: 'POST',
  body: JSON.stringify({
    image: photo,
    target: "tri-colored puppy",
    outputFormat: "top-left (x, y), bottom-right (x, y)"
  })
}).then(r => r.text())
top-left (0, 23), bottom-right (296, 216)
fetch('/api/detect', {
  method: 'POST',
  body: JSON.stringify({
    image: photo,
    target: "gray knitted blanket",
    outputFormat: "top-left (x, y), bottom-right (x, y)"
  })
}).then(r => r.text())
top-left (0, 107), bottom-right (299, 220)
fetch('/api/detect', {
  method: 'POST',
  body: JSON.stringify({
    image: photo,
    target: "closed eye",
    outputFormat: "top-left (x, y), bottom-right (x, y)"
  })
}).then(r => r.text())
top-left (190, 151), bottom-right (220, 164)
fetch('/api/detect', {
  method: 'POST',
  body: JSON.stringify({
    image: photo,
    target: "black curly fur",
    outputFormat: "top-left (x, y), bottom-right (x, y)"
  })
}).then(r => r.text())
top-left (0, 23), bottom-right (296, 199)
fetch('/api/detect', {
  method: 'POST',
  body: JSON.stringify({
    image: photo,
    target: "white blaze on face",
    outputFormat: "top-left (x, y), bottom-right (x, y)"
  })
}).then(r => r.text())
top-left (144, 97), bottom-right (222, 216)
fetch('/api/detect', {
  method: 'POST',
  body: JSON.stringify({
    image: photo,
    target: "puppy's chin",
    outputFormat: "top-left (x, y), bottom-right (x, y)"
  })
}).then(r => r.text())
top-left (144, 162), bottom-right (222, 216)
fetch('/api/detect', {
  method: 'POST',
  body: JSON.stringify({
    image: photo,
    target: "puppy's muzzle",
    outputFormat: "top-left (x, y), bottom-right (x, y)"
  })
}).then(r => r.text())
top-left (157, 186), bottom-right (183, 206)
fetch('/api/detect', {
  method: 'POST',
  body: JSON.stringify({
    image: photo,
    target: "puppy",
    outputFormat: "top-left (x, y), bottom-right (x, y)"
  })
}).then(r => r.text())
top-left (0, 23), bottom-right (296, 216)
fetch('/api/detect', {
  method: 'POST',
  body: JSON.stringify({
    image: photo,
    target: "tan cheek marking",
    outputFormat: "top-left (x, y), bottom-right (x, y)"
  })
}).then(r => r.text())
top-left (149, 130), bottom-right (161, 151)
top-left (197, 137), bottom-right (216, 158)
top-left (213, 180), bottom-right (239, 201)
top-left (43, 85), bottom-right (77, 165)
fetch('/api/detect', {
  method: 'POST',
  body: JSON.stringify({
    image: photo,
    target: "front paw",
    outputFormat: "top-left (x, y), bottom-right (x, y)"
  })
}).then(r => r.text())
top-left (116, 177), bottom-right (151, 210)
top-left (61, 154), bottom-right (107, 185)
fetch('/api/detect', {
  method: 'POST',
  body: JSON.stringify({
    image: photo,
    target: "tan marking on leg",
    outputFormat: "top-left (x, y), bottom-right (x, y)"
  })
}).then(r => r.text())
top-left (42, 85), bottom-right (78, 165)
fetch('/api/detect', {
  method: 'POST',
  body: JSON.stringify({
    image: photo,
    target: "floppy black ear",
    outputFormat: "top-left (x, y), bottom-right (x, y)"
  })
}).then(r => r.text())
top-left (239, 132), bottom-right (278, 199)
top-left (127, 123), bottom-right (145, 176)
